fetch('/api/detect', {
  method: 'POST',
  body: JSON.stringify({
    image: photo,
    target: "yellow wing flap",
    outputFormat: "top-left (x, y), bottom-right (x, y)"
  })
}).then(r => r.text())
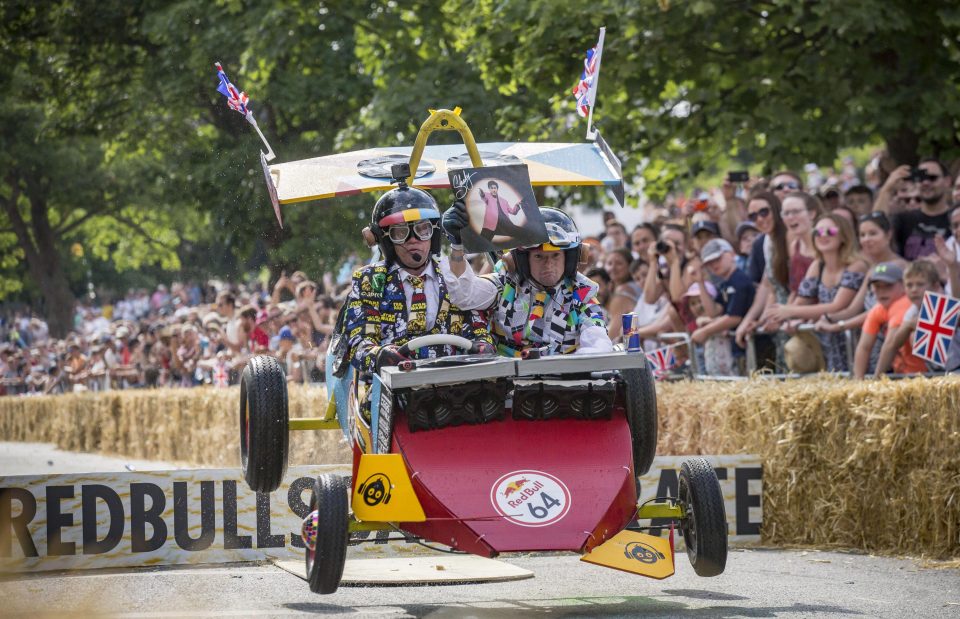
top-left (580, 530), bottom-right (675, 580)
top-left (351, 454), bottom-right (426, 523)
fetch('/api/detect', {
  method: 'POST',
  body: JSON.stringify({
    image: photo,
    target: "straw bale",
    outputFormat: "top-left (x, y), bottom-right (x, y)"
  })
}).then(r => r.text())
top-left (0, 385), bottom-right (349, 468)
top-left (2, 375), bottom-right (958, 558)
top-left (657, 375), bottom-right (960, 558)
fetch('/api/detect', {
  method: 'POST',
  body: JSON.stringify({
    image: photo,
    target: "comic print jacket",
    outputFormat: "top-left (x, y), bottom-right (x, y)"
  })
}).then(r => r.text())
top-left (345, 257), bottom-right (493, 374)
top-left (481, 269), bottom-right (606, 356)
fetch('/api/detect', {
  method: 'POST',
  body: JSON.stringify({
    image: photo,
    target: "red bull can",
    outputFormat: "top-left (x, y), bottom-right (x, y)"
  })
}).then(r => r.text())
top-left (622, 313), bottom-right (642, 353)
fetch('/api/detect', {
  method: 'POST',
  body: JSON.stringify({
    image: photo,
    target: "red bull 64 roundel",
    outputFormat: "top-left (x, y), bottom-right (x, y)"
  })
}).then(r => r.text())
top-left (490, 470), bottom-right (572, 527)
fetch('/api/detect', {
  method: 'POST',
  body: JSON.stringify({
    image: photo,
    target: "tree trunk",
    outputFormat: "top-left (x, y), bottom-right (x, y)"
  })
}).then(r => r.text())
top-left (884, 127), bottom-right (920, 168)
top-left (3, 173), bottom-right (77, 339)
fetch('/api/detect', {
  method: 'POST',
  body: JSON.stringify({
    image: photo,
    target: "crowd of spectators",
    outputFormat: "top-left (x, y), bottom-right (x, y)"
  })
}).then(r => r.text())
top-left (3, 156), bottom-right (960, 395)
top-left (581, 158), bottom-right (960, 377)
top-left (0, 261), bottom-right (363, 396)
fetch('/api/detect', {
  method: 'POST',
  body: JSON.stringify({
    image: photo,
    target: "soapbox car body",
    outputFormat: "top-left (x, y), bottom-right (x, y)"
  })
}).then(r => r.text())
top-left (236, 109), bottom-right (727, 593)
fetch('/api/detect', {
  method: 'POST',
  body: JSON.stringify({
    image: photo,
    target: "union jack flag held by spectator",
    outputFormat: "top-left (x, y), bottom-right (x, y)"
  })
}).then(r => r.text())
top-left (912, 291), bottom-right (960, 367)
top-left (213, 362), bottom-right (230, 388)
top-left (645, 345), bottom-right (676, 380)
top-left (571, 27), bottom-right (606, 123)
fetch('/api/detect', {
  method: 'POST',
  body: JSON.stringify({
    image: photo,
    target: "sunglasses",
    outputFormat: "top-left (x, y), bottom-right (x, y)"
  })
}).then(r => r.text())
top-left (813, 226), bottom-right (839, 238)
top-left (388, 220), bottom-right (435, 244)
top-left (747, 207), bottom-right (772, 222)
top-left (902, 196), bottom-right (925, 204)
top-left (773, 181), bottom-right (800, 191)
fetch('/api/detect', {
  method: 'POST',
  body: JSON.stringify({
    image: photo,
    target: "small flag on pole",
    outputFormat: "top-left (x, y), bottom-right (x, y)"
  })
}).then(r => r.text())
top-left (213, 61), bottom-right (276, 162)
top-left (571, 27), bottom-right (606, 140)
top-left (216, 62), bottom-right (251, 116)
top-left (912, 291), bottom-right (960, 367)
top-left (214, 61), bottom-right (282, 226)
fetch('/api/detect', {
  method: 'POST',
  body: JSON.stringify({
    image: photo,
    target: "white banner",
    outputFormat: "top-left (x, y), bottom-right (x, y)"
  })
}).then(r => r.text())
top-left (1, 456), bottom-right (761, 573)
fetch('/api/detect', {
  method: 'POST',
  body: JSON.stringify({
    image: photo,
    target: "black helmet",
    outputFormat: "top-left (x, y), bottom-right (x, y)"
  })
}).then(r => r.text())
top-left (514, 207), bottom-right (583, 284)
top-left (370, 181), bottom-right (441, 265)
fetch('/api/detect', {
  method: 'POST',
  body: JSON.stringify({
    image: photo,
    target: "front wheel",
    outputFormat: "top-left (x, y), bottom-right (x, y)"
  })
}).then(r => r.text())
top-left (305, 474), bottom-right (349, 594)
top-left (678, 457), bottom-right (728, 577)
top-left (621, 365), bottom-right (658, 476)
top-left (239, 355), bottom-right (289, 493)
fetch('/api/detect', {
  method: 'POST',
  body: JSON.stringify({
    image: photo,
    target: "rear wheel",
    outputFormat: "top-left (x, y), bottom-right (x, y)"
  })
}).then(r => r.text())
top-left (678, 457), bottom-right (728, 576)
top-left (239, 355), bottom-right (289, 493)
top-left (621, 365), bottom-right (658, 475)
top-left (305, 474), bottom-right (349, 594)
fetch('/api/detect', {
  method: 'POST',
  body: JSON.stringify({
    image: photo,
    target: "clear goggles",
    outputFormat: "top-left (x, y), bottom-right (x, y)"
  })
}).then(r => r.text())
top-left (388, 220), bottom-right (436, 244)
top-left (523, 222), bottom-right (580, 250)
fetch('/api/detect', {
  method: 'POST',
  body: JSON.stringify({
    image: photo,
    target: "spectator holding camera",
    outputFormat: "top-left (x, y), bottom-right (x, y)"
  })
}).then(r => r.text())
top-left (891, 159), bottom-right (953, 260)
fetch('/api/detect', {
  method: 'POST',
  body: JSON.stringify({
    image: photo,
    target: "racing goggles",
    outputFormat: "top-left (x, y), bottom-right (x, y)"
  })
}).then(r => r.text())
top-left (524, 222), bottom-right (580, 251)
top-left (387, 220), bottom-right (436, 244)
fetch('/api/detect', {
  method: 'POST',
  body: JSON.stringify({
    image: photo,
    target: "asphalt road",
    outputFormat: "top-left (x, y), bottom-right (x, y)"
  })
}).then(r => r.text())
top-left (2, 443), bottom-right (958, 618)
top-left (2, 548), bottom-right (959, 618)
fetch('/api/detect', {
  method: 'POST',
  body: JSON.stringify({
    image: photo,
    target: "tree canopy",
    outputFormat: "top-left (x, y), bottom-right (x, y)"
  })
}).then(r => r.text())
top-left (3, 0), bottom-right (959, 335)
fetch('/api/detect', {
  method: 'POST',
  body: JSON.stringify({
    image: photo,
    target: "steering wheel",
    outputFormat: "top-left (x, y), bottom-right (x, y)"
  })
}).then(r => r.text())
top-left (397, 334), bottom-right (474, 357)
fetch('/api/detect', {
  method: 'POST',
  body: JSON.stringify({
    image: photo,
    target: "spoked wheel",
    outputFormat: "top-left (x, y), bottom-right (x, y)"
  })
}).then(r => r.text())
top-left (621, 365), bottom-right (658, 475)
top-left (678, 457), bottom-right (728, 576)
top-left (304, 474), bottom-right (349, 594)
top-left (239, 355), bottom-right (289, 493)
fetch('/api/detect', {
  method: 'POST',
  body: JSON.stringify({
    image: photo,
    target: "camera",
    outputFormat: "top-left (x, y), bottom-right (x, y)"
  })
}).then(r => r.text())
top-left (390, 162), bottom-right (411, 183)
top-left (692, 199), bottom-right (710, 212)
top-left (727, 170), bottom-right (749, 183)
top-left (655, 240), bottom-right (672, 254)
top-left (908, 167), bottom-right (934, 183)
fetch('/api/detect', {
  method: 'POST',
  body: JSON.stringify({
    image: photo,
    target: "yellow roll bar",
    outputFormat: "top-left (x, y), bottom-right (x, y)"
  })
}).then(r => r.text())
top-left (406, 107), bottom-right (483, 185)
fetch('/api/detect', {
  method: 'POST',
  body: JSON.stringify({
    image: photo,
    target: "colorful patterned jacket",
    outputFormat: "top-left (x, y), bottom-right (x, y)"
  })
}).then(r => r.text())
top-left (345, 257), bottom-right (493, 374)
top-left (482, 269), bottom-right (607, 357)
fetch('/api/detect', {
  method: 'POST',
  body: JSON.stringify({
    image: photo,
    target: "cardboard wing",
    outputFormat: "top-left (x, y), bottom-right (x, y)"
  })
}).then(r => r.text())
top-left (265, 141), bottom-right (624, 206)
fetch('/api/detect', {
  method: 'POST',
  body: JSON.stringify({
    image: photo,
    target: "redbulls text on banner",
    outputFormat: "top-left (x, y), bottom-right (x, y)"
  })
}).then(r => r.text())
top-left (1, 457), bottom-right (761, 573)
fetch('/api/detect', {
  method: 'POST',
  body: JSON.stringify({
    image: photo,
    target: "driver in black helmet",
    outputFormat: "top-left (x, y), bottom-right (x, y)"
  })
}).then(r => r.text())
top-left (344, 169), bottom-right (494, 378)
top-left (441, 202), bottom-right (613, 356)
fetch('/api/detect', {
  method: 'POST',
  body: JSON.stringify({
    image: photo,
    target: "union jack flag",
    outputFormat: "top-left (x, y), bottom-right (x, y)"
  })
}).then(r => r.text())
top-left (912, 291), bottom-right (960, 367)
top-left (213, 362), bottom-right (230, 388)
top-left (571, 29), bottom-right (605, 118)
top-left (215, 62), bottom-right (251, 116)
top-left (645, 345), bottom-right (676, 380)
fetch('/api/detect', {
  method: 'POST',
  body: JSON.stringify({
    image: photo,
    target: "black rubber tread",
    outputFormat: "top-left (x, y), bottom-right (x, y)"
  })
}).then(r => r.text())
top-left (621, 365), bottom-right (658, 475)
top-left (306, 474), bottom-right (350, 594)
top-left (679, 457), bottom-right (728, 577)
top-left (239, 355), bottom-right (289, 493)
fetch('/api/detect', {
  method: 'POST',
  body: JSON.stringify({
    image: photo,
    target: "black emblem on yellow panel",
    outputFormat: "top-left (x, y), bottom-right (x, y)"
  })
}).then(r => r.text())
top-left (624, 541), bottom-right (666, 564)
top-left (358, 473), bottom-right (392, 506)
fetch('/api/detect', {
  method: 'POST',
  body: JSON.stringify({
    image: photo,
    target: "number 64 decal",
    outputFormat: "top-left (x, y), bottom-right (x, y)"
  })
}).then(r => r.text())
top-left (527, 492), bottom-right (561, 519)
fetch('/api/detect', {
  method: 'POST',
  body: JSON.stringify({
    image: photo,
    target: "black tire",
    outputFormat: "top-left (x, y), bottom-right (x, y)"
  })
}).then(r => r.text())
top-left (621, 365), bottom-right (658, 476)
top-left (239, 355), bottom-right (289, 493)
top-left (678, 457), bottom-right (728, 577)
top-left (306, 474), bottom-right (349, 594)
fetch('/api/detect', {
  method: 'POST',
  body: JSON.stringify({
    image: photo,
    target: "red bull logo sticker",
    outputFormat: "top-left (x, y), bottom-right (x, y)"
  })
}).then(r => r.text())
top-left (490, 470), bottom-right (571, 527)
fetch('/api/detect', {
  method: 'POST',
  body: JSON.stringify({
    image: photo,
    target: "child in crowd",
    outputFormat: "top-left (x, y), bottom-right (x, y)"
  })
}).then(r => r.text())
top-left (876, 260), bottom-right (959, 375)
top-left (852, 263), bottom-right (924, 378)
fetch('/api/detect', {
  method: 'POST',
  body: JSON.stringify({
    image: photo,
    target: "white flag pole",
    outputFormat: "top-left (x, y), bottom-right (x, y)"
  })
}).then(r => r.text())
top-left (245, 111), bottom-right (276, 162)
top-left (585, 26), bottom-right (606, 142)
